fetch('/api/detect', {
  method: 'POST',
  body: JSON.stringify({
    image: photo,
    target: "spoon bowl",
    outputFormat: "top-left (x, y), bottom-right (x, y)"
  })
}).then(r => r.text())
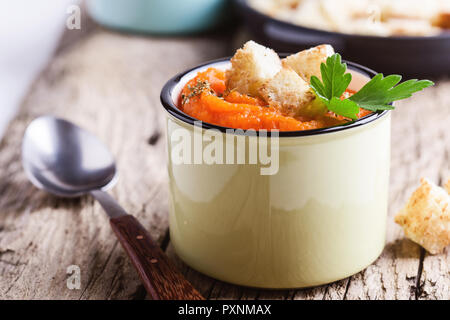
top-left (22, 116), bottom-right (117, 197)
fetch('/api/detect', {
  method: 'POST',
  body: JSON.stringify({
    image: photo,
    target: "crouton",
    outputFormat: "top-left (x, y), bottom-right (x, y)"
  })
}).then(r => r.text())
top-left (282, 45), bottom-right (334, 83)
top-left (382, 0), bottom-right (440, 22)
top-left (226, 41), bottom-right (282, 97)
top-left (259, 67), bottom-right (315, 117)
top-left (445, 179), bottom-right (450, 194)
top-left (433, 12), bottom-right (450, 29)
top-left (386, 19), bottom-right (441, 36)
top-left (394, 178), bottom-right (450, 254)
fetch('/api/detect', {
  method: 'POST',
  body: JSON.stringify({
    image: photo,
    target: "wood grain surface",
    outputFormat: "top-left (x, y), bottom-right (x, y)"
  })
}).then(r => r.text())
top-left (0, 21), bottom-right (448, 300)
top-left (110, 214), bottom-right (203, 300)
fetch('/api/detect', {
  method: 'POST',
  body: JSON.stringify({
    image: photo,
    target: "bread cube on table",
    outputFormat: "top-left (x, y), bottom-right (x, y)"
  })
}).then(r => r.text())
top-left (434, 12), bottom-right (450, 29)
top-left (282, 44), bottom-right (335, 84)
top-left (395, 178), bottom-right (450, 254)
top-left (259, 67), bottom-right (315, 117)
top-left (226, 41), bottom-right (282, 97)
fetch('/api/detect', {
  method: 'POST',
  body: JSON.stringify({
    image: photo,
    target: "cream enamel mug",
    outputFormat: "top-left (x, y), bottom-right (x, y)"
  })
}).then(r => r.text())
top-left (160, 58), bottom-right (391, 289)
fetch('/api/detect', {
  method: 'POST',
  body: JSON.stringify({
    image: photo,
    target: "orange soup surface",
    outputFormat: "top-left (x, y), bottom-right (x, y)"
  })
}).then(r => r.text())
top-left (179, 68), bottom-right (371, 131)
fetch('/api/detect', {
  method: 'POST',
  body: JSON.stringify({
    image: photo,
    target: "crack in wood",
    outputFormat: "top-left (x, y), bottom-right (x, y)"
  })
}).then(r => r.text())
top-left (341, 279), bottom-right (350, 300)
top-left (160, 228), bottom-right (171, 252)
top-left (78, 240), bottom-right (119, 300)
top-left (206, 280), bottom-right (218, 300)
top-left (147, 131), bottom-right (161, 146)
top-left (129, 284), bottom-right (147, 300)
top-left (0, 259), bottom-right (26, 267)
top-left (0, 249), bottom-right (14, 255)
top-left (322, 285), bottom-right (330, 300)
top-left (4, 263), bottom-right (27, 296)
top-left (106, 264), bottom-right (124, 299)
top-left (414, 248), bottom-right (426, 300)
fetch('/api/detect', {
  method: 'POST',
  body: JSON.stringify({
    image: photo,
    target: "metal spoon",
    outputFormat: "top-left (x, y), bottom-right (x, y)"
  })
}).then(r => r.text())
top-left (21, 115), bottom-right (203, 300)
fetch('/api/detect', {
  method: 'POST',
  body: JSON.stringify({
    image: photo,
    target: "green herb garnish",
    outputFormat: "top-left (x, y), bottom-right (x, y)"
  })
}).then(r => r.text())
top-left (349, 74), bottom-right (434, 111)
top-left (310, 53), bottom-right (434, 119)
top-left (182, 80), bottom-right (214, 104)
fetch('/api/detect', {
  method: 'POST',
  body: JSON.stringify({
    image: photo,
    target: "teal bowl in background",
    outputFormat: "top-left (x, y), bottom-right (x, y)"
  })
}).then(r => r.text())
top-left (87, 0), bottom-right (231, 34)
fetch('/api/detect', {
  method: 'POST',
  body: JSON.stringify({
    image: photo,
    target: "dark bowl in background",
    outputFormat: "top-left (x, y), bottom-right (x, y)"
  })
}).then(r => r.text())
top-left (234, 0), bottom-right (450, 79)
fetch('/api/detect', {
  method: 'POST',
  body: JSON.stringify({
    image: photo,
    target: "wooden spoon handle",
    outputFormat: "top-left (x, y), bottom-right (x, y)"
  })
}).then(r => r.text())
top-left (110, 214), bottom-right (204, 300)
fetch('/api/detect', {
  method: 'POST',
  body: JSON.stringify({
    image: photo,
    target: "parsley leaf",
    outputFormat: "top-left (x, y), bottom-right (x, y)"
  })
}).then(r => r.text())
top-left (310, 53), bottom-right (358, 119)
top-left (310, 53), bottom-right (352, 101)
top-left (327, 97), bottom-right (360, 119)
top-left (349, 74), bottom-right (434, 111)
top-left (309, 53), bottom-right (434, 119)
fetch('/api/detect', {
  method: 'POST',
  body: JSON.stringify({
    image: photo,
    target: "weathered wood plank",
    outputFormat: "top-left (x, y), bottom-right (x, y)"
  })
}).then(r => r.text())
top-left (0, 28), bottom-right (228, 299)
top-left (0, 20), bottom-right (448, 299)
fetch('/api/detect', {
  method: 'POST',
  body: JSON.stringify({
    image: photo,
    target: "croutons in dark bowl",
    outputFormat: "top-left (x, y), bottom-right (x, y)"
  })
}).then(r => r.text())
top-left (234, 0), bottom-right (450, 78)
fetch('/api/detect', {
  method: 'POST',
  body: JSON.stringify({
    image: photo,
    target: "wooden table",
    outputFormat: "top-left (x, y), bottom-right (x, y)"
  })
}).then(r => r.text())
top-left (0, 20), bottom-right (449, 300)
